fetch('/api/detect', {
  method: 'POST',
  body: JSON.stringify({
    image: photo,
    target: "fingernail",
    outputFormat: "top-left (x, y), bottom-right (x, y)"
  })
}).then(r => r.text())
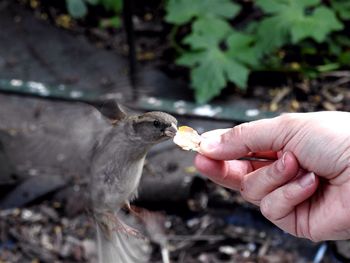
top-left (200, 136), bottom-right (221, 152)
top-left (276, 152), bottom-right (287, 171)
top-left (298, 172), bottom-right (315, 188)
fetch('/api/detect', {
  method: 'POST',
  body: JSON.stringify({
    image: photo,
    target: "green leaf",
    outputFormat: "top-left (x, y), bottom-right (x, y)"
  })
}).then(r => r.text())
top-left (99, 16), bottom-right (122, 28)
top-left (66, 0), bottom-right (87, 18)
top-left (182, 17), bottom-right (232, 49)
top-left (176, 52), bottom-right (204, 67)
top-left (334, 35), bottom-right (350, 47)
top-left (165, 0), bottom-right (198, 24)
top-left (332, 0), bottom-right (350, 20)
top-left (328, 41), bottom-right (342, 56)
top-left (226, 32), bottom-right (260, 67)
top-left (291, 7), bottom-right (344, 43)
top-left (338, 51), bottom-right (350, 65)
top-left (301, 45), bottom-right (317, 55)
top-left (166, 0), bottom-right (245, 103)
top-left (254, 0), bottom-right (343, 54)
top-left (254, 16), bottom-right (289, 54)
top-left (256, 0), bottom-right (291, 13)
top-left (192, 17), bottom-right (232, 40)
top-left (190, 51), bottom-right (227, 103)
top-left (316, 63), bottom-right (340, 72)
top-left (257, 0), bottom-right (320, 13)
top-left (165, 0), bottom-right (240, 25)
top-left (85, 0), bottom-right (99, 5)
top-left (183, 33), bottom-right (216, 50)
top-left (178, 48), bottom-right (249, 103)
top-left (100, 0), bottom-right (123, 13)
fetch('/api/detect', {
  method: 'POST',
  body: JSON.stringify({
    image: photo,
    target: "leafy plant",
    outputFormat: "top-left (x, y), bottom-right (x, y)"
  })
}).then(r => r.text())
top-left (66, 0), bottom-right (96, 18)
top-left (331, 0), bottom-right (350, 20)
top-left (254, 0), bottom-right (343, 54)
top-left (166, 0), bottom-right (349, 103)
top-left (65, 0), bottom-right (122, 28)
top-left (166, 0), bottom-right (245, 103)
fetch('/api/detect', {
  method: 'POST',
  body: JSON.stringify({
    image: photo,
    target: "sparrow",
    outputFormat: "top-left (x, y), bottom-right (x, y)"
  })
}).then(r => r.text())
top-left (88, 102), bottom-right (177, 263)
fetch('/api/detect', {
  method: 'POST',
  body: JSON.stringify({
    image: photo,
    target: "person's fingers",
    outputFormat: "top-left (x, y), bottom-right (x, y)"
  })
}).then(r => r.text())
top-left (201, 128), bottom-right (231, 138)
top-left (259, 172), bottom-right (319, 236)
top-left (245, 151), bottom-right (278, 160)
top-left (240, 151), bottom-right (299, 205)
top-left (195, 154), bottom-right (252, 190)
top-left (249, 160), bottom-right (274, 170)
top-left (197, 129), bottom-right (230, 156)
top-left (195, 153), bottom-right (283, 190)
top-left (199, 115), bottom-right (298, 160)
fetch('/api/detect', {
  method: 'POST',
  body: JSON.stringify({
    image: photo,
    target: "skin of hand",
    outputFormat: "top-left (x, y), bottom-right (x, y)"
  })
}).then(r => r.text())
top-left (195, 111), bottom-right (350, 241)
top-left (89, 105), bottom-right (177, 234)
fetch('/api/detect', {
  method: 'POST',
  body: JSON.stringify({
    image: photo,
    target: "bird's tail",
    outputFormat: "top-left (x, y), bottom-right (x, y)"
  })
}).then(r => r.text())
top-left (95, 212), bottom-right (151, 263)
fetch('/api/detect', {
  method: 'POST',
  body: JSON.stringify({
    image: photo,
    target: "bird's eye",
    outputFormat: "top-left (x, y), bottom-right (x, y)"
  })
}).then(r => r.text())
top-left (153, 120), bottom-right (161, 128)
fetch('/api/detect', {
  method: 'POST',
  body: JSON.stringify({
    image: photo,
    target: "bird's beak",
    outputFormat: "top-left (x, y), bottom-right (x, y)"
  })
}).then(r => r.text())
top-left (164, 123), bottom-right (178, 137)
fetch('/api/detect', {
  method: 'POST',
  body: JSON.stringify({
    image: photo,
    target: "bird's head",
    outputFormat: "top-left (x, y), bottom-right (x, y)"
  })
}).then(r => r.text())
top-left (95, 101), bottom-right (178, 147)
top-left (129, 111), bottom-right (178, 145)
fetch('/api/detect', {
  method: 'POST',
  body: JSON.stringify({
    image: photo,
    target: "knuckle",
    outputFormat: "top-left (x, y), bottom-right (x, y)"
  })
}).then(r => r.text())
top-left (282, 187), bottom-right (296, 201)
top-left (278, 113), bottom-right (297, 125)
top-left (295, 223), bottom-right (319, 242)
top-left (308, 233), bottom-right (321, 242)
top-left (232, 122), bottom-right (248, 135)
top-left (266, 166), bottom-right (281, 184)
top-left (260, 198), bottom-right (273, 220)
top-left (226, 122), bottom-right (255, 151)
top-left (239, 179), bottom-right (249, 199)
top-left (228, 122), bottom-right (251, 141)
top-left (260, 164), bottom-right (284, 190)
top-left (223, 127), bottom-right (238, 143)
top-left (307, 224), bottom-right (321, 242)
top-left (240, 177), bottom-right (255, 202)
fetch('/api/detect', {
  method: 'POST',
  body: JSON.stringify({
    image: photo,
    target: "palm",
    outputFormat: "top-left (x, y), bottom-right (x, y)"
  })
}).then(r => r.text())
top-left (196, 111), bottom-right (350, 241)
top-left (291, 182), bottom-right (350, 241)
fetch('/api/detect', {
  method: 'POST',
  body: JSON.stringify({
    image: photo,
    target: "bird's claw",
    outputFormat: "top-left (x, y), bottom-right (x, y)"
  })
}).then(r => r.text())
top-left (112, 224), bottom-right (145, 239)
top-left (103, 212), bottom-right (145, 239)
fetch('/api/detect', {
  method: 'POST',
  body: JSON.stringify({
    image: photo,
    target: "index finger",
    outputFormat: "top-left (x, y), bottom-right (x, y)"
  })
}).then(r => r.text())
top-left (199, 116), bottom-right (295, 160)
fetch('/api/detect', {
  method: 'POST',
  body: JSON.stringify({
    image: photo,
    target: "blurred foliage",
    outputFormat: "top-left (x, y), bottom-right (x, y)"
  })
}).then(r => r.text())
top-left (166, 0), bottom-right (350, 103)
top-left (65, 0), bottom-right (122, 28)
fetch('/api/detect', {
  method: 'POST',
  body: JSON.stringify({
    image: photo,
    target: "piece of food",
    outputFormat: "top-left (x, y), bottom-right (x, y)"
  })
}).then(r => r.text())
top-left (173, 126), bottom-right (202, 151)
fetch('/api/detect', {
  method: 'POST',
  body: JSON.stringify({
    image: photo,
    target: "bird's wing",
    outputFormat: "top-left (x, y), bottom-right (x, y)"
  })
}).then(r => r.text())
top-left (0, 94), bottom-right (109, 181)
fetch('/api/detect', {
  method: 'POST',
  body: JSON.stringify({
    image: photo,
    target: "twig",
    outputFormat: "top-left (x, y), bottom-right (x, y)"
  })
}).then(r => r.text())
top-left (320, 71), bottom-right (350, 78)
top-left (167, 234), bottom-right (225, 241)
top-left (161, 246), bottom-right (170, 263)
top-left (169, 25), bottom-right (185, 54)
top-left (258, 238), bottom-right (271, 257)
top-left (321, 85), bottom-right (344, 103)
top-left (329, 76), bottom-right (350, 88)
top-left (271, 86), bottom-right (291, 106)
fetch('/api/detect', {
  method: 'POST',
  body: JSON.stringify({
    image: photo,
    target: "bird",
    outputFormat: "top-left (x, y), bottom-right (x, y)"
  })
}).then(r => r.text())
top-left (88, 101), bottom-right (178, 263)
top-left (0, 96), bottom-right (177, 261)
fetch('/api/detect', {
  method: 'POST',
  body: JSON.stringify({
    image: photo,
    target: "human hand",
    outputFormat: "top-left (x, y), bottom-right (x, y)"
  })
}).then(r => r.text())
top-left (195, 111), bottom-right (350, 241)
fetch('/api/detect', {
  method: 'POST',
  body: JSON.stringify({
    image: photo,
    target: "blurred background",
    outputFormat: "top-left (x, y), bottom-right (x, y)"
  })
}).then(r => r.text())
top-left (0, 0), bottom-right (349, 262)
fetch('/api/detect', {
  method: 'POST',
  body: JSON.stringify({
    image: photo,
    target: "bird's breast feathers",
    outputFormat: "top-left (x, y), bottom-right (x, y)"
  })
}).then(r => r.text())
top-left (121, 156), bottom-right (146, 197)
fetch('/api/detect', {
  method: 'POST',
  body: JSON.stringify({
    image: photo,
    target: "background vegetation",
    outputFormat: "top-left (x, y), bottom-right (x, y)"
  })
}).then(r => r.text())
top-left (65, 0), bottom-right (350, 104)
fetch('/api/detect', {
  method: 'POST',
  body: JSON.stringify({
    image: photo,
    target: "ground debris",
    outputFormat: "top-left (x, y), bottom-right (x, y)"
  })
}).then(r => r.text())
top-left (0, 203), bottom-right (96, 263)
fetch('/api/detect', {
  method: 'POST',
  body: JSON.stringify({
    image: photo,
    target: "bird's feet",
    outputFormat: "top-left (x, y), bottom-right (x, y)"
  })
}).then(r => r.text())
top-left (122, 202), bottom-right (143, 218)
top-left (104, 212), bottom-right (145, 239)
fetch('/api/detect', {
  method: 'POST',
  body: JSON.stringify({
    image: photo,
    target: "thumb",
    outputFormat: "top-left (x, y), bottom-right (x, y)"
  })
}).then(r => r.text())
top-left (199, 116), bottom-right (291, 160)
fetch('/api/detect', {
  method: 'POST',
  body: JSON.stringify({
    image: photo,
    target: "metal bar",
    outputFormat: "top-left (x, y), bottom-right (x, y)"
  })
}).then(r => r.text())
top-left (123, 0), bottom-right (138, 101)
top-left (0, 79), bottom-right (280, 123)
top-left (137, 96), bottom-right (280, 123)
top-left (0, 79), bottom-right (101, 102)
